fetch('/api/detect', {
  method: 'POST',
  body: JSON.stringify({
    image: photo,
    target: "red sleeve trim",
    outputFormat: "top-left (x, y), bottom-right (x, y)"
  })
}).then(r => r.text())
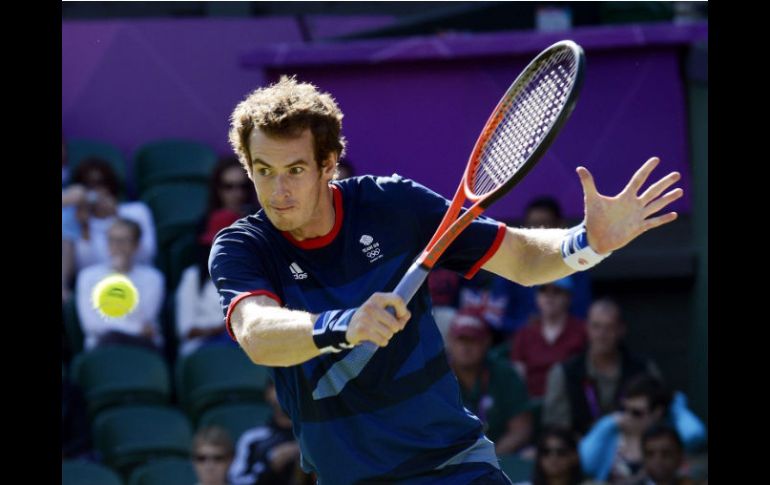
top-left (464, 222), bottom-right (507, 280)
top-left (225, 290), bottom-right (283, 341)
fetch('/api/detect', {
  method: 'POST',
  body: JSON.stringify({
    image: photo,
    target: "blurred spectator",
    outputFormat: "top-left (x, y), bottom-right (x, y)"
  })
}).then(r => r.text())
top-left (512, 426), bottom-right (603, 485)
top-left (192, 426), bottom-right (235, 485)
top-left (176, 209), bottom-right (242, 357)
top-left (543, 298), bottom-right (661, 435)
top-left (229, 380), bottom-right (313, 485)
top-left (579, 375), bottom-right (706, 484)
top-left (630, 424), bottom-right (698, 485)
top-left (62, 158), bottom-right (156, 302)
top-left (446, 309), bottom-right (533, 455)
top-left (76, 218), bottom-right (164, 351)
top-left (175, 158), bottom-right (256, 358)
top-left (207, 156), bottom-right (259, 216)
top-left (489, 196), bottom-right (593, 337)
top-left (510, 276), bottom-right (587, 398)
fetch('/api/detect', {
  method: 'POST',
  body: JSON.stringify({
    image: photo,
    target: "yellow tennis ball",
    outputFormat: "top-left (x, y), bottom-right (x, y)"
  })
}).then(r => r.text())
top-left (91, 274), bottom-right (139, 318)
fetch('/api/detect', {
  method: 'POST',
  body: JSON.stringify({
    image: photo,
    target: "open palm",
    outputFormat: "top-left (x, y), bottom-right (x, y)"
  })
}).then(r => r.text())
top-left (577, 157), bottom-right (683, 255)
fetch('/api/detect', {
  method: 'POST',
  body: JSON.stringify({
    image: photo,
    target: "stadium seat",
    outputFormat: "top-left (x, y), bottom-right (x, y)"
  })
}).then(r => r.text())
top-left (176, 346), bottom-right (270, 422)
top-left (134, 139), bottom-right (217, 195)
top-left (141, 182), bottom-right (207, 249)
top-left (62, 459), bottom-right (123, 485)
top-left (92, 405), bottom-right (193, 476)
top-left (70, 345), bottom-right (171, 416)
top-left (198, 402), bottom-right (273, 443)
top-left (127, 458), bottom-right (197, 485)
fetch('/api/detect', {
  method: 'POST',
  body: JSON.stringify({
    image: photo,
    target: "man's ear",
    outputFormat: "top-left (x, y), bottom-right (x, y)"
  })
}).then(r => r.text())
top-left (321, 153), bottom-right (338, 180)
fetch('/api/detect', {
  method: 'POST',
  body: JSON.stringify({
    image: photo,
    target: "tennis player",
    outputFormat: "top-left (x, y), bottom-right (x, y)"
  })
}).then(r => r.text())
top-left (209, 76), bottom-right (682, 484)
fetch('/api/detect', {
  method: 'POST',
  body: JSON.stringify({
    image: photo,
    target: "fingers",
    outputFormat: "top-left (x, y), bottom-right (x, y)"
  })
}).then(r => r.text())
top-left (576, 166), bottom-right (598, 198)
top-left (643, 188), bottom-right (684, 218)
top-left (641, 212), bottom-right (678, 233)
top-left (639, 171), bottom-right (681, 205)
top-left (624, 156), bottom-right (660, 195)
top-left (350, 293), bottom-right (412, 347)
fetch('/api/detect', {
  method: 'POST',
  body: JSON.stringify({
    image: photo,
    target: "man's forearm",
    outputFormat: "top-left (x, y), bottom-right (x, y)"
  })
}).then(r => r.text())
top-left (483, 227), bottom-right (573, 286)
top-left (232, 297), bottom-right (321, 367)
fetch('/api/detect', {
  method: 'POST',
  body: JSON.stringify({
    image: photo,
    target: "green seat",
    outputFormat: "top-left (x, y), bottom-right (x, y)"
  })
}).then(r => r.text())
top-left (127, 458), bottom-right (197, 485)
top-left (498, 454), bottom-right (534, 483)
top-left (167, 232), bottom-right (199, 294)
top-left (198, 402), bottom-right (273, 443)
top-left (67, 138), bottom-right (127, 186)
top-left (141, 182), bottom-right (207, 249)
top-left (62, 459), bottom-right (123, 485)
top-left (71, 346), bottom-right (171, 416)
top-left (177, 346), bottom-right (270, 422)
top-left (63, 295), bottom-right (84, 355)
top-left (134, 139), bottom-right (217, 195)
top-left (93, 405), bottom-right (193, 477)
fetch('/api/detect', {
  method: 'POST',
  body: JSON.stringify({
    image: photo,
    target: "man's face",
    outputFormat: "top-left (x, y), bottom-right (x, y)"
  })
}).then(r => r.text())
top-left (248, 128), bottom-right (335, 239)
top-left (587, 304), bottom-right (624, 356)
top-left (643, 435), bottom-right (683, 483)
top-left (192, 443), bottom-right (233, 485)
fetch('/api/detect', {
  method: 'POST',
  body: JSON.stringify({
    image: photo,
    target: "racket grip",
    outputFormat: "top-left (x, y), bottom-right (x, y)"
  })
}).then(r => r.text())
top-left (361, 262), bottom-right (429, 353)
top-left (386, 262), bottom-right (430, 316)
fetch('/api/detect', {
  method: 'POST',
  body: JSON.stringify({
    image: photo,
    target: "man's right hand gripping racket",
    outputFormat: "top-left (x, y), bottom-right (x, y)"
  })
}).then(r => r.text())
top-left (386, 39), bottom-right (586, 314)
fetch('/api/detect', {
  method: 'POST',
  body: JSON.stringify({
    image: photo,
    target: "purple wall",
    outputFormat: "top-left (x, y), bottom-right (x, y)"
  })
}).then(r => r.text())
top-left (249, 23), bottom-right (706, 219)
top-left (63, 19), bottom-right (706, 219)
top-left (62, 16), bottom-right (393, 161)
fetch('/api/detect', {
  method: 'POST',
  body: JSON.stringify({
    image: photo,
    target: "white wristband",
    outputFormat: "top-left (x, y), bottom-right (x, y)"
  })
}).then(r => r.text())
top-left (561, 222), bottom-right (611, 271)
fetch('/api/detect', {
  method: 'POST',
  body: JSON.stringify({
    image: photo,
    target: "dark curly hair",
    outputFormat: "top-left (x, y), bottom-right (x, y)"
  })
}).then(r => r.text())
top-left (229, 75), bottom-right (347, 174)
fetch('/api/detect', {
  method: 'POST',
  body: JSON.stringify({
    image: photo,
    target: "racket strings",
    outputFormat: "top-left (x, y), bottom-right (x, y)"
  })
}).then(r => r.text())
top-left (473, 48), bottom-right (578, 196)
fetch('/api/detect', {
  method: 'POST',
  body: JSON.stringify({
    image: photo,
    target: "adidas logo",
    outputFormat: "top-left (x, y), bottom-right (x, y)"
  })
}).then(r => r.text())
top-left (290, 262), bottom-right (308, 280)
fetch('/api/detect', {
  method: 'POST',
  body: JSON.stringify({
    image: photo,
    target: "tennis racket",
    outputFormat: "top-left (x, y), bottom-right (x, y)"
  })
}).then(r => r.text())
top-left (389, 39), bottom-right (586, 307)
top-left (314, 40), bottom-right (586, 397)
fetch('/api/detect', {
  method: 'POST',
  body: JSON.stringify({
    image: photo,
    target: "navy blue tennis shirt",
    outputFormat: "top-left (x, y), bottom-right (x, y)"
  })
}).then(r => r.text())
top-left (210, 174), bottom-right (507, 484)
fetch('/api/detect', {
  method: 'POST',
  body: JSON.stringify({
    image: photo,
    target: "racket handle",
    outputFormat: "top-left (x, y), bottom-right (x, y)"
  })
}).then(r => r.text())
top-left (390, 261), bottom-right (430, 311)
top-left (361, 263), bottom-right (429, 353)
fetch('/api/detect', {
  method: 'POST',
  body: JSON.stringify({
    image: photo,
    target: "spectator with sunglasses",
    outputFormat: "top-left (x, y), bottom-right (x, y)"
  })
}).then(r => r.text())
top-left (579, 375), bottom-right (706, 484)
top-left (192, 426), bottom-right (235, 485)
top-left (175, 157), bottom-right (258, 357)
top-left (512, 426), bottom-right (604, 485)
